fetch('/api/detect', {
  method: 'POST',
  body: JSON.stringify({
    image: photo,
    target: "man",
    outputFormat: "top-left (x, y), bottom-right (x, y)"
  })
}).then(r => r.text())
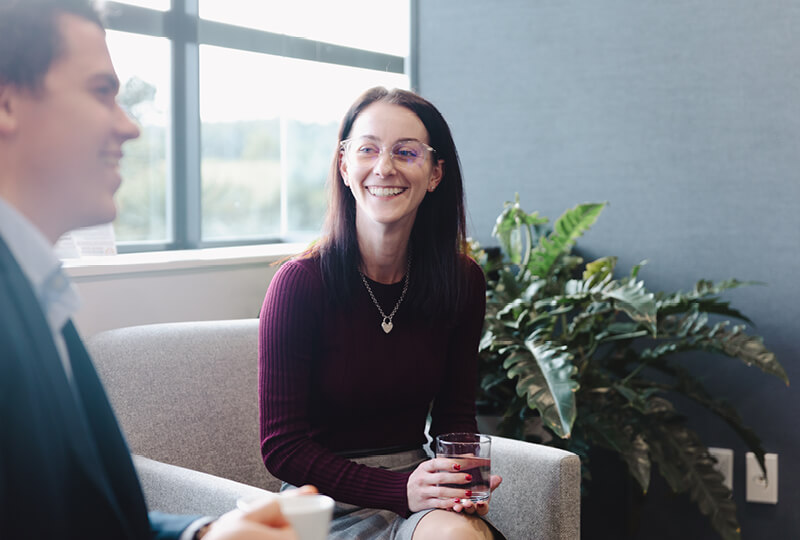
top-left (0, 1), bottom-right (311, 538)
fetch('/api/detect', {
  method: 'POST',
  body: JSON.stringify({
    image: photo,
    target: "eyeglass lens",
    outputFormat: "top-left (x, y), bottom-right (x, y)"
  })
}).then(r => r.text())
top-left (345, 138), bottom-right (430, 166)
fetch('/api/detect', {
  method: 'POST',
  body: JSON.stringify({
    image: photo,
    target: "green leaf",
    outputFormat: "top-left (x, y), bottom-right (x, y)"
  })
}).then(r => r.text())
top-left (583, 256), bottom-right (617, 286)
top-left (624, 433), bottom-right (651, 494)
top-left (479, 329), bottom-right (494, 353)
top-left (646, 419), bottom-right (741, 540)
top-left (630, 260), bottom-right (647, 279)
top-left (604, 278), bottom-right (658, 336)
top-left (656, 279), bottom-right (760, 324)
top-left (658, 309), bottom-right (789, 385)
top-left (634, 363), bottom-right (769, 475)
top-left (503, 331), bottom-right (579, 438)
top-left (715, 328), bottom-right (789, 385)
top-left (692, 279), bottom-right (760, 297)
top-left (582, 411), bottom-right (652, 493)
top-left (526, 202), bottom-right (606, 279)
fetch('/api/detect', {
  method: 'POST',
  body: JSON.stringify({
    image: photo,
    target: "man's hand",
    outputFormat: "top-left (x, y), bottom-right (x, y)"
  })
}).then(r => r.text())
top-left (202, 485), bottom-right (318, 540)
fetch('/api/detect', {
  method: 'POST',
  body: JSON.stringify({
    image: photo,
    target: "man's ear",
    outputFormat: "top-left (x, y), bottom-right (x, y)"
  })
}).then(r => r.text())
top-left (427, 159), bottom-right (444, 192)
top-left (0, 85), bottom-right (19, 135)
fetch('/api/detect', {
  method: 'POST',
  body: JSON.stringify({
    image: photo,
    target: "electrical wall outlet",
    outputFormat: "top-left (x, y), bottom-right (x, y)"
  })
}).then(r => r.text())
top-left (746, 452), bottom-right (778, 504)
top-left (708, 447), bottom-right (733, 491)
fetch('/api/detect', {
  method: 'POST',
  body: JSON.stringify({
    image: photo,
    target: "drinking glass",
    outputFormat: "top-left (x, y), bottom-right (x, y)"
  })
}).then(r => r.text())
top-left (435, 432), bottom-right (491, 502)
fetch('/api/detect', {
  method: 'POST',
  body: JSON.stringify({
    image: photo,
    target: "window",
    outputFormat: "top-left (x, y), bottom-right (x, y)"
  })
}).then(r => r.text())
top-left (106, 30), bottom-right (171, 244)
top-left (113, 0), bottom-right (170, 10)
top-left (198, 0), bottom-right (409, 56)
top-left (104, 0), bottom-right (410, 252)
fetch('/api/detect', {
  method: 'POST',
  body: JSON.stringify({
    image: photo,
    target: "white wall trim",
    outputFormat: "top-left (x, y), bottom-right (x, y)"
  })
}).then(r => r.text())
top-left (66, 243), bottom-right (307, 337)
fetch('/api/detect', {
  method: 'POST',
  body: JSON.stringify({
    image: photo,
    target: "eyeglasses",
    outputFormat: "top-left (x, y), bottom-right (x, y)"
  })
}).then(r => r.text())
top-left (340, 137), bottom-right (437, 168)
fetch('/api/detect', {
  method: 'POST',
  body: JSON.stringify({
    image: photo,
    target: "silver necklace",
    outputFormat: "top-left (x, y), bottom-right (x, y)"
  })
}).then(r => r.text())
top-left (359, 256), bottom-right (411, 334)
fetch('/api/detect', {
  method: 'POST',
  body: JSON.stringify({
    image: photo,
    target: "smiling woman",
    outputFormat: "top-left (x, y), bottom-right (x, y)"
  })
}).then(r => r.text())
top-left (258, 87), bottom-right (506, 540)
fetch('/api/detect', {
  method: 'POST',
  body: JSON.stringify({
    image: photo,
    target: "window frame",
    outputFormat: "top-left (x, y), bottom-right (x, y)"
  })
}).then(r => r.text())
top-left (104, 0), bottom-right (408, 253)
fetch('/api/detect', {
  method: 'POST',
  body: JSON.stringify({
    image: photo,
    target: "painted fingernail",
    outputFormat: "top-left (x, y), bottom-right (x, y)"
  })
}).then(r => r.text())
top-left (454, 498), bottom-right (461, 504)
top-left (453, 463), bottom-right (461, 471)
top-left (465, 490), bottom-right (473, 497)
top-left (465, 474), bottom-right (472, 481)
top-left (477, 502), bottom-right (486, 508)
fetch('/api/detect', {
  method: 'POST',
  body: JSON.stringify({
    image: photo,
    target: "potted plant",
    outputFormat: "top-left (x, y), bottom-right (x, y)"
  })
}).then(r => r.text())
top-left (471, 196), bottom-right (789, 540)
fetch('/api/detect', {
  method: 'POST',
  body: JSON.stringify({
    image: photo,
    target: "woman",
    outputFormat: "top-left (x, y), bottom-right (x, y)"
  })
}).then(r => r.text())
top-left (259, 87), bottom-right (503, 539)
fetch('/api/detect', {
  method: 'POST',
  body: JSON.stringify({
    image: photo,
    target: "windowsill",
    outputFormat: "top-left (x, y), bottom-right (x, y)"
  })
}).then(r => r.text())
top-left (63, 242), bottom-right (308, 278)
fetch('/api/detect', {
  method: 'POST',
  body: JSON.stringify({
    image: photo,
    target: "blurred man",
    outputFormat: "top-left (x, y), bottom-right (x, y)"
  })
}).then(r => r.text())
top-left (0, 1), bottom-right (310, 538)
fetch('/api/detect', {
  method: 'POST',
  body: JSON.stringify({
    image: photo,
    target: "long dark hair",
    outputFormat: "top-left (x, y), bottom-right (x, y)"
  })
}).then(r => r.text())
top-left (309, 87), bottom-right (469, 321)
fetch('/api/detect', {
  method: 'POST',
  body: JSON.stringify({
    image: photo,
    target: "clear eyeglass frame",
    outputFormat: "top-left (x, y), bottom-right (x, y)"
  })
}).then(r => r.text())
top-left (340, 137), bottom-right (437, 167)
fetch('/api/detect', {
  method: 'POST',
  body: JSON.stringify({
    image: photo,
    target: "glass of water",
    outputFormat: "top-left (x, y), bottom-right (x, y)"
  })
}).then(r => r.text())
top-left (435, 432), bottom-right (491, 502)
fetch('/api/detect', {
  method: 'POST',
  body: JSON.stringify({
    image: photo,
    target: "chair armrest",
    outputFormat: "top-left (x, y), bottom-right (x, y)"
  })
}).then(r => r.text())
top-left (488, 436), bottom-right (580, 540)
top-left (133, 455), bottom-right (273, 517)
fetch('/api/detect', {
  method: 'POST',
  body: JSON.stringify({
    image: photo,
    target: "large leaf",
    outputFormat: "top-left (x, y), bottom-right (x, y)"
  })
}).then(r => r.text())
top-left (503, 332), bottom-right (579, 437)
top-left (604, 278), bottom-right (658, 336)
top-left (646, 418), bottom-right (741, 540)
top-left (526, 202), bottom-right (606, 279)
top-left (714, 327), bottom-right (788, 385)
top-left (559, 274), bottom-right (658, 336)
top-left (632, 363), bottom-right (768, 474)
top-left (582, 406), bottom-right (652, 493)
top-left (658, 308), bottom-right (789, 385)
top-left (656, 279), bottom-right (758, 323)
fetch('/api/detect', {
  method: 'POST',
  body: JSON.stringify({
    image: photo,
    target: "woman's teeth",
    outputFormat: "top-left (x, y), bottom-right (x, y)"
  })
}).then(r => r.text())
top-left (368, 186), bottom-right (405, 197)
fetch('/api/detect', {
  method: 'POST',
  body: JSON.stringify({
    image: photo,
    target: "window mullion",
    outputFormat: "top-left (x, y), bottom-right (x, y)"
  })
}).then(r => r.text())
top-left (169, 0), bottom-right (201, 249)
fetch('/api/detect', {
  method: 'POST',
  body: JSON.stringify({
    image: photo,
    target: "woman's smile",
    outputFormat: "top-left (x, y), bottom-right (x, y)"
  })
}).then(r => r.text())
top-left (366, 186), bottom-right (408, 197)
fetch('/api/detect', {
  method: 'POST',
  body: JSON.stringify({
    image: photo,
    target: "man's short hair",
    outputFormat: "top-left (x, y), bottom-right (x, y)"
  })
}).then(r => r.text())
top-left (0, 0), bottom-right (104, 92)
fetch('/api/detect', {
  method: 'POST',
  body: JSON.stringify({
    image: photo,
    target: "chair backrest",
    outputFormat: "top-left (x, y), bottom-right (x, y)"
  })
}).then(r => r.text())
top-left (88, 319), bottom-right (282, 492)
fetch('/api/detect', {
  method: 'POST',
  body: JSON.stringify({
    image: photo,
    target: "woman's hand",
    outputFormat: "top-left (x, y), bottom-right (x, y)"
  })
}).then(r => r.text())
top-left (451, 475), bottom-right (502, 516)
top-left (406, 458), bottom-right (501, 513)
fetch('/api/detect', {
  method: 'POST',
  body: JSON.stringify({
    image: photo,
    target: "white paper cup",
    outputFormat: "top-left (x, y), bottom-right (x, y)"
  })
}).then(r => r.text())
top-left (237, 492), bottom-right (334, 540)
top-left (277, 494), bottom-right (334, 540)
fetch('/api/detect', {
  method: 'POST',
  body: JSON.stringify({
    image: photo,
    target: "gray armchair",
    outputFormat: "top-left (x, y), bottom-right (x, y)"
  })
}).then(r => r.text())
top-left (88, 319), bottom-right (580, 539)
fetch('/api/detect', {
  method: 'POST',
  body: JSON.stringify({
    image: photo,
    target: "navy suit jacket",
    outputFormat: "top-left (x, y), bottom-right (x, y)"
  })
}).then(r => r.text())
top-left (0, 235), bottom-right (196, 539)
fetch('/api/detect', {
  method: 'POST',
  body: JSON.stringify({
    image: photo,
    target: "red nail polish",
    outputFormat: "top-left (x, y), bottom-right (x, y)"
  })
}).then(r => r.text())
top-left (454, 498), bottom-right (461, 504)
top-left (465, 490), bottom-right (472, 497)
top-left (453, 463), bottom-right (461, 471)
top-left (465, 474), bottom-right (472, 481)
top-left (477, 502), bottom-right (486, 508)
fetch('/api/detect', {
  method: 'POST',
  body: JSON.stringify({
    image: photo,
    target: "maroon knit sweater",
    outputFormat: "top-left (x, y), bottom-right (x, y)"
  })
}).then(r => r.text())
top-left (258, 255), bottom-right (485, 517)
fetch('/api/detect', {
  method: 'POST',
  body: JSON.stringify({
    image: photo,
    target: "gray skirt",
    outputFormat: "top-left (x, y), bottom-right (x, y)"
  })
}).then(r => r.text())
top-left (280, 448), bottom-right (505, 540)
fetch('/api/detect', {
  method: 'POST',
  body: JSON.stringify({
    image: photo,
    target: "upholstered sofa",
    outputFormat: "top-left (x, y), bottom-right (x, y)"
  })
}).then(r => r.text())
top-left (88, 319), bottom-right (580, 539)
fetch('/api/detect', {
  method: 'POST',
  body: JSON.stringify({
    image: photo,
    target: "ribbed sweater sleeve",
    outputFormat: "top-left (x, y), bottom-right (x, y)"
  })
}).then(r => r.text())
top-left (258, 260), bottom-right (413, 516)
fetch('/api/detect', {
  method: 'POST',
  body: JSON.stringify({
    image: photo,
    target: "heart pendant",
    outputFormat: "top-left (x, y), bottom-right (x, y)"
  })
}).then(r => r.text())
top-left (381, 321), bottom-right (393, 334)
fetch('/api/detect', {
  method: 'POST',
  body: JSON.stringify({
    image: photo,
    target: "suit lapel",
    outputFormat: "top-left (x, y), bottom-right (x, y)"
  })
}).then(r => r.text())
top-left (64, 321), bottom-right (150, 539)
top-left (0, 237), bottom-right (144, 539)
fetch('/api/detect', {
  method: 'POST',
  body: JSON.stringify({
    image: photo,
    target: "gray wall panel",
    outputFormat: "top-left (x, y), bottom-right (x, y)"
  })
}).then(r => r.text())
top-left (417, 1), bottom-right (799, 537)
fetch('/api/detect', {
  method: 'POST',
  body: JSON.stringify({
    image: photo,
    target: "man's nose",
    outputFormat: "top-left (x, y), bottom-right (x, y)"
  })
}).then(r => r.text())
top-left (115, 104), bottom-right (141, 141)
